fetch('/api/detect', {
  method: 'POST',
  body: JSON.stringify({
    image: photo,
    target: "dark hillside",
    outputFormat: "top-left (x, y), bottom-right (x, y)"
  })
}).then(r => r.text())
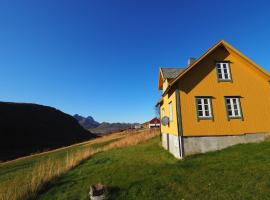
top-left (0, 102), bottom-right (96, 161)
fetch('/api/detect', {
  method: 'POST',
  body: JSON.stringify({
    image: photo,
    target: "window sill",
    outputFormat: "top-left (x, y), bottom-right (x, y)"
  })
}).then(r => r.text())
top-left (218, 79), bottom-right (232, 82)
top-left (197, 117), bottom-right (213, 121)
top-left (228, 116), bottom-right (242, 120)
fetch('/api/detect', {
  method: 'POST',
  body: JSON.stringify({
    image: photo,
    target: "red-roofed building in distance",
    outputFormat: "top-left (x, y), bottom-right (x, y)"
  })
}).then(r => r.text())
top-left (148, 117), bottom-right (160, 128)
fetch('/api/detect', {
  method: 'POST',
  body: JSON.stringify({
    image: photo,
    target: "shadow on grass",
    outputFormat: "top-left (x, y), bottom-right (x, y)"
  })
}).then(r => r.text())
top-left (106, 186), bottom-right (123, 200)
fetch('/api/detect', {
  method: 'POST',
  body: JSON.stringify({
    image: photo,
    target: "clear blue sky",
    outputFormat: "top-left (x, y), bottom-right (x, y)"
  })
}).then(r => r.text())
top-left (0, 0), bottom-right (270, 123)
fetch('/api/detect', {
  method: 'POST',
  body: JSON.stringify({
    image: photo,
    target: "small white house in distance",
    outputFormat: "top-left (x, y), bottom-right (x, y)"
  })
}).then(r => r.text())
top-left (134, 124), bottom-right (142, 129)
top-left (149, 118), bottom-right (160, 128)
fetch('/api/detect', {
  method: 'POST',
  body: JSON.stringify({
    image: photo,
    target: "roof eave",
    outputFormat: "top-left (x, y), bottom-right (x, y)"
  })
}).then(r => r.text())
top-left (222, 40), bottom-right (270, 80)
top-left (168, 39), bottom-right (270, 89)
top-left (155, 98), bottom-right (164, 107)
top-left (170, 40), bottom-right (225, 86)
top-left (158, 67), bottom-right (165, 90)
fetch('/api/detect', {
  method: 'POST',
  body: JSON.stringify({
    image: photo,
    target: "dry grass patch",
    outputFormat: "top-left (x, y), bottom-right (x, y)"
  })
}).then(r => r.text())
top-left (1, 131), bottom-right (126, 167)
top-left (102, 128), bottom-right (160, 151)
top-left (0, 128), bottom-right (160, 200)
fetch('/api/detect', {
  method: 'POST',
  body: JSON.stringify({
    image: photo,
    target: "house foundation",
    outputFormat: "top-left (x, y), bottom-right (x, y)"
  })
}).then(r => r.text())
top-left (161, 132), bottom-right (270, 158)
top-left (161, 133), bottom-right (182, 159)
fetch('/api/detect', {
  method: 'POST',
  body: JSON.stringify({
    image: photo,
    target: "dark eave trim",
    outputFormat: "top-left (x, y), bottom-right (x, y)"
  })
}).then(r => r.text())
top-left (175, 88), bottom-right (184, 157)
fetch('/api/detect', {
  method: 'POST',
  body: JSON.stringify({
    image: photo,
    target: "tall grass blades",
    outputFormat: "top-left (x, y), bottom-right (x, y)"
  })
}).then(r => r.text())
top-left (0, 128), bottom-right (160, 200)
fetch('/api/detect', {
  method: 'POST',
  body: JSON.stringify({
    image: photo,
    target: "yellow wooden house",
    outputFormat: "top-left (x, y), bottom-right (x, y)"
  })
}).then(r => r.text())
top-left (157, 40), bottom-right (270, 158)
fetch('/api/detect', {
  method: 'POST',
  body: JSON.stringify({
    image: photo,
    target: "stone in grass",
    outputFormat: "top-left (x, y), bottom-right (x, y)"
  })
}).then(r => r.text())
top-left (89, 183), bottom-right (106, 200)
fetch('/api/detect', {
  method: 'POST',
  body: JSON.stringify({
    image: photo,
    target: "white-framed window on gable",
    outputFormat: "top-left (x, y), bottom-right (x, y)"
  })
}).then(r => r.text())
top-left (169, 102), bottom-right (173, 121)
top-left (225, 97), bottom-right (242, 119)
top-left (161, 108), bottom-right (165, 118)
top-left (216, 62), bottom-right (231, 81)
top-left (163, 79), bottom-right (168, 93)
top-left (196, 97), bottom-right (213, 119)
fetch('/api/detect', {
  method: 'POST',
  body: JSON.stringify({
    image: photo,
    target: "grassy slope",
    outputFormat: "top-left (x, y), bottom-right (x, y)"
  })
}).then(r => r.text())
top-left (0, 134), bottom-right (124, 190)
top-left (37, 137), bottom-right (270, 200)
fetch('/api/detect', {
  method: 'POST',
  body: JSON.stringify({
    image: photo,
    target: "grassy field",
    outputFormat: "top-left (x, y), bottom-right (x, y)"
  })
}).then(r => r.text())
top-left (0, 129), bottom-right (159, 200)
top-left (0, 131), bottom-right (129, 200)
top-left (36, 137), bottom-right (270, 200)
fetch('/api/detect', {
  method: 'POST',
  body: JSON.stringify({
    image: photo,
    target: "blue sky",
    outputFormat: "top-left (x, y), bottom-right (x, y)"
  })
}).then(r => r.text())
top-left (0, 0), bottom-right (270, 123)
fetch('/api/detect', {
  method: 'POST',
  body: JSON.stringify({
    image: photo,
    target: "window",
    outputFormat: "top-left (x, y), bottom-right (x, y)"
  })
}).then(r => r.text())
top-left (169, 102), bottom-right (173, 121)
top-left (225, 97), bottom-right (242, 119)
top-left (161, 108), bottom-right (165, 118)
top-left (163, 80), bottom-right (168, 93)
top-left (216, 62), bottom-right (231, 81)
top-left (196, 97), bottom-right (212, 119)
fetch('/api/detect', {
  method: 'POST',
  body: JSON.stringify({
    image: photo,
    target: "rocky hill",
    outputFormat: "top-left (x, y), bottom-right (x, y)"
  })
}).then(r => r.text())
top-left (73, 114), bottom-right (100, 129)
top-left (89, 122), bottom-right (134, 135)
top-left (73, 114), bottom-right (136, 135)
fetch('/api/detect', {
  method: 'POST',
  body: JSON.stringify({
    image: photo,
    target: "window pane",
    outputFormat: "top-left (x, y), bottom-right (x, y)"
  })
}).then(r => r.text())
top-left (162, 109), bottom-right (164, 117)
top-left (169, 103), bottom-right (173, 121)
top-left (196, 98), bottom-right (212, 118)
top-left (217, 63), bottom-right (231, 80)
top-left (226, 97), bottom-right (242, 118)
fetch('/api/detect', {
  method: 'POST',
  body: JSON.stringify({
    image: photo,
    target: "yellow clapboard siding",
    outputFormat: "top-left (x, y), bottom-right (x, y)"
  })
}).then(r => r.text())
top-left (159, 41), bottom-right (270, 136)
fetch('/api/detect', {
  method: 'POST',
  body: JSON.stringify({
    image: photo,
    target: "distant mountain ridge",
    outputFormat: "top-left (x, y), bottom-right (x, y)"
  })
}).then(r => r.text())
top-left (73, 114), bottom-right (100, 129)
top-left (90, 122), bottom-right (135, 135)
top-left (0, 102), bottom-right (96, 161)
top-left (73, 114), bottom-right (137, 135)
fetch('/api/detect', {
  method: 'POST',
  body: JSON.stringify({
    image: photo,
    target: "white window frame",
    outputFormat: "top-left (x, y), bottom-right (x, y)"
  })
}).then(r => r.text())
top-left (225, 97), bottom-right (242, 119)
top-left (169, 102), bottom-right (173, 121)
top-left (216, 62), bottom-right (231, 81)
top-left (196, 97), bottom-right (212, 119)
top-left (161, 108), bottom-right (165, 118)
top-left (163, 79), bottom-right (168, 93)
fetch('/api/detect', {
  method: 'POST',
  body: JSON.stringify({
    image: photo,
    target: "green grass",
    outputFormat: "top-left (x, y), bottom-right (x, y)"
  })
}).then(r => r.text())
top-left (36, 137), bottom-right (270, 200)
top-left (0, 136), bottom-right (122, 190)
